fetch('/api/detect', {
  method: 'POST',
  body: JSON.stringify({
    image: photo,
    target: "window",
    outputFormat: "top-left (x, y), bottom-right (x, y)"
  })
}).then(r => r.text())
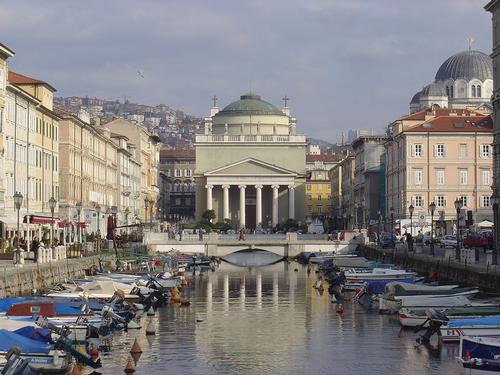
top-left (175, 169), bottom-right (181, 177)
top-left (459, 196), bottom-right (468, 207)
top-left (413, 144), bottom-right (423, 157)
top-left (450, 85), bottom-right (454, 98)
top-left (306, 184), bottom-right (311, 191)
top-left (436, 169), bottom-right (445, 185)
top-left (477, 85), bottom-right (482, 97)
top-left (435, 144), bottom-right (445, 158)
top-left (446, 86), bottom-right (450, 97)
top-left (318, 195), bottom-right (322, 200)
top-left (459, 169), bottom-right (468, 185)
top-left (436, 196), bottom-right (446, 207)
top-left (481, 195), bottom-right (491, 207)
top-left (414, 196), bottom-right (423, 207)
top-left (175, 198), bottom-right (181, 206)
top-left (317, 206), bottom-right (322, 214)
top-left (307, 194), bottom-right (312, 200)
top-left (185, 169), bottom-right (191, 177)
top-left (185, 198), bottom-right (191, 206)
top-left (472, 85), bottom-right (476, 97)
top-left (414, 169), bottom-right (423, 185)
top-left (459, 144), bottom-right (468, 158)
top-left (308, 205), bottom-right (312, 212)
top-left (482, 169), bottom-right (491, 186)
top-left (481, 144), bottom-right (491, 158)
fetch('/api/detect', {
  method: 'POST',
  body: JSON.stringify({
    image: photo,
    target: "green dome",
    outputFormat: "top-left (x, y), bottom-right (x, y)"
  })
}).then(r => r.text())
top-left (218, 93), bottom-right (285, 116)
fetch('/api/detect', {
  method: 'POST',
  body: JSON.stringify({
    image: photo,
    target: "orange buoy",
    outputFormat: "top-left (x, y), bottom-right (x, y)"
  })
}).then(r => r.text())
top-left (70, 363), bottom-right (81, 375)
top-left (130, 338), bottom-right (142, 354)
top-left (89, 344), bottom-right (99, 359)
top-left (124, 358), bottom-right (136, 374)
top-left (336, 304), bottom-right (344, 314)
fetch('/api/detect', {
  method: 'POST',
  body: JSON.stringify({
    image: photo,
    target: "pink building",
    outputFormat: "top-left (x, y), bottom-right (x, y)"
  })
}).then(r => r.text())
top-left (385, 108), bottom-right (493, 235)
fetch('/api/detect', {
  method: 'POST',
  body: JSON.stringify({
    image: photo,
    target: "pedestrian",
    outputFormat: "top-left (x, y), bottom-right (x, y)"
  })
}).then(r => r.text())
top-left (199, 229), bottom-right (203, 241)
top-left (32, 237), bottom-right (40, 263)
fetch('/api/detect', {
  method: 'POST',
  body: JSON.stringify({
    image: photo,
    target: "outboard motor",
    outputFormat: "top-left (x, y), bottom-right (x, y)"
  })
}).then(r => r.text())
top-left (1, 347), bottom-right (40, 375)
top-left (415, 308), bottom-right (449, 345)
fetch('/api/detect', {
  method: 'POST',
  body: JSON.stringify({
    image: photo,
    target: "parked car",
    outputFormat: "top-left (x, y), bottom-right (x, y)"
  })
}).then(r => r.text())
top-left (380, 232), bottom-right (396, 248)
top-left (440, 235), bottom-right (457, 248)
top-left (463, 234), bottom-right (490, 249)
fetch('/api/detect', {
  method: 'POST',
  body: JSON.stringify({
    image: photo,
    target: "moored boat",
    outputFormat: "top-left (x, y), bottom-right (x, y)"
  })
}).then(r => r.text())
top-left (398, 305), bottom-right (500, 327)
top-left (441, 316), bottom-right (500, 342)
top-left (459, 336), bottom-right (500, 374)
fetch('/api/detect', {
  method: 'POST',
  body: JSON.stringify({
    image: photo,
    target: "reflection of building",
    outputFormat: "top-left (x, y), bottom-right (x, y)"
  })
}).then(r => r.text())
top-left (409, 49), bottom-right (493, 113)
top-left (352, 135), bottom-right (388, 228)
top-left (159, 148), bottom-right (195, 220)
top-left (385, 108), bottom-right (493, 233)
top-left (104, 118), bottom-right (160, 222)
top-left (486, 0), bottom-right (500, 263)
top-left (305, 169), bottom-right (331, 221)
top-left (195, 93), bottom-right (306, 228)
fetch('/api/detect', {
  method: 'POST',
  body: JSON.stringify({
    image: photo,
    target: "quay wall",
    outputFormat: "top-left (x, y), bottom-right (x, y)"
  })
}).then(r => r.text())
top-left (357, 245), bottom-right (500, 292)
top-left (0, 254), bottom-right (114, 297)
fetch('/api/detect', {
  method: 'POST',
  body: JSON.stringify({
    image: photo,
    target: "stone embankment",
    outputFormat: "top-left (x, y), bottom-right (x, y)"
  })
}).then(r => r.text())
top-left (358, 244), bottom-right (500, 292)
top-left (0, 253), bottom-right (115, 297)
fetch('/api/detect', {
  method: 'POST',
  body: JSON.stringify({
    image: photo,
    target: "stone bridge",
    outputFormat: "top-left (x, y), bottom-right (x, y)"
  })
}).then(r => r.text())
top-left (143, 232), bottom-right (366, 258)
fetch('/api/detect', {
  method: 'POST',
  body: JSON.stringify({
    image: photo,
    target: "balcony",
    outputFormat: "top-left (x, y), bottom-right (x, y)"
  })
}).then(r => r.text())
top-left (195, 134), bottom-right (306, 143)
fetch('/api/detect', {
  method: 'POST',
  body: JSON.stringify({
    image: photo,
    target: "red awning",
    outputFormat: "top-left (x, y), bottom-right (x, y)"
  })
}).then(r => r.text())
top-left (58, 220), bottom-right (70, 228)
top-left (24, 215), bottom-right (59, 225)
top-left (76, 222), bottom-right (87, 228)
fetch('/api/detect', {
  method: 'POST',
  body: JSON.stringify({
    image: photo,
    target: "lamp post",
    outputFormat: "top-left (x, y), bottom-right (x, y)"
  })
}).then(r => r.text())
top-left (455, 198), bottom-right (463, 261)
top-left (49, 197), bottom-right (56, 248)
top-left (144, 199), bottom-right (149, 229)
top-left (429, 202), bottom-right (436, 256)
top-left (377, 210), bottom-right (381, 246)
top-left (95, 204), bottom-right (101, 252)
top-left (493, 196), bottom-right (499, 266)
top-left (149, 199), bottom-right (154, 226)
top-left (390, 207), bottom-right (394, 234)
top-left (408, 204), bottom-right (414, 252)
top-left (13, 192), bottom-right (23, 265)
top-left (76, 202), bottom-right (82, 243)
top-left (110, 205), bottom-right (118, 257)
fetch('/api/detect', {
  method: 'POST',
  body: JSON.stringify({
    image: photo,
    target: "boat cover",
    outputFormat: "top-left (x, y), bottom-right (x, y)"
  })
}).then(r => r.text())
top-left (54, 304), bottom-right (87, 315)
top-left (448, 316), bottom-right (500, 328)
top-left (0, 329), bottom-right (52, 353)
top-left (0, 297), bottom-right (30, 312)
top-left (13, 326), bottom-right (53, 344)
top-left (366, 280), bottom-right (416, 295)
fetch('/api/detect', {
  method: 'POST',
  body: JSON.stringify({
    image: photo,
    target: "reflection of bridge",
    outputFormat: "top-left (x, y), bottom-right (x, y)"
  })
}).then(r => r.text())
top-left (143, 232), bottom-right (363, 258)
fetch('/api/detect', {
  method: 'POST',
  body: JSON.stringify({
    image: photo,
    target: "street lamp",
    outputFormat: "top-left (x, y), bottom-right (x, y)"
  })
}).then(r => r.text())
top-left (13, 192), bottom-right (23, 265)
top-left (454, 198), bottom-right (463, 261)
top-left (492, 196), bottom-right (499, 266)
top-left (377, 210), bottom-right (381, 246)
top-left (49, 197), bottom-right (56, 247)
top-left (429, 202), bottom-right (436, 256)
top-left (408, 204), bottom-right (414, 251)
top-left (144, 199), bottom-right (149, 228)
top-left (76, 202), bottom-right (82, 243)
top-left (95, 204), bottom-right (101, 252)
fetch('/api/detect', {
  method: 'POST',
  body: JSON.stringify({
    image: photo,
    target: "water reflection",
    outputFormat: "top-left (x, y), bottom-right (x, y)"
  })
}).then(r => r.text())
top-left (99, 262), bottom-right (460, 375)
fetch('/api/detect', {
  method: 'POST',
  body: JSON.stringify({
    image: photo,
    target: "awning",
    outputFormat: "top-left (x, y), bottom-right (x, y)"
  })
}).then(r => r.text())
top-left (478, 220), bottom-right (494, 228)
top-left (58, 220), bottom-right (71, 228)
top-left (24, 215), bottom-right (59, 225)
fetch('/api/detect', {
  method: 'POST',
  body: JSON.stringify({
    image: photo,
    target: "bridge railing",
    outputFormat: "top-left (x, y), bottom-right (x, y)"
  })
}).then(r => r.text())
top-left (217, 234), bottom-right (288, 241)
top-left (297, 234), bottom-right (330, 241)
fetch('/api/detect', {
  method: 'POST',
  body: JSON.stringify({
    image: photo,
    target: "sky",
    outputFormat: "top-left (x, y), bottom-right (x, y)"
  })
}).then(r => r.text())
top-left (0, 0), bottom-right (492, 143)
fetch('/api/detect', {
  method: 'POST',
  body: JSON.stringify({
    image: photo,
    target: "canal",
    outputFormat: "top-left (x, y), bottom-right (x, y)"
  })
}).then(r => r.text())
top-left (98, 261), bottom-right (460, 374)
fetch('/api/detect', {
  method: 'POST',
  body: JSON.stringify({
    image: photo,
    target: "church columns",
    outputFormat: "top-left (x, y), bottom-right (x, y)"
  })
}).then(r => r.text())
top-left (288, 184), bottom-right (295, 220)
top-left (222, 185), bottom-right (230, 220)
top-left (205, 185), bottom-right (213, 211)
top-left (239, 185), bottom-right (246, 228)
top-left (255, 185), bottom-right (263, 227)
top-left (272, 185), bottom-right (279, 227)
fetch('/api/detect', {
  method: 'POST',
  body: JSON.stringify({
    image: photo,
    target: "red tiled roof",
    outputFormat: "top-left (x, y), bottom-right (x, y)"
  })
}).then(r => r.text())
top-left (306, 154), bottom-right (342, 163)
top-left (399, 108), bottom-right (485, 122)
top-left (408, 115), bottom-right (492, 132)
top-left (160, 148), bottom-right (195, 159)
top-left (8, 71), bottom-right (56, 91)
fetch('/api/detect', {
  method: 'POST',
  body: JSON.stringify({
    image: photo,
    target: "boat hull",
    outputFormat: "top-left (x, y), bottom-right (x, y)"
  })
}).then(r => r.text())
top-left (441, 326), bottom-right (500, 342)
top-left (0, 351), bottom-right (68, 373)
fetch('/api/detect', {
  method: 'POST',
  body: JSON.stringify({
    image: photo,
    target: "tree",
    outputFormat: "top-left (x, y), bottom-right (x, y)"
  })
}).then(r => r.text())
top-left (202, 209), bottom-right (216, 223)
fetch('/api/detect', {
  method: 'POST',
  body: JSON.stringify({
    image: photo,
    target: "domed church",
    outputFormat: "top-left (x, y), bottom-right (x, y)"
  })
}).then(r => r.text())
top-left (410, 49), bottom-right (493, 113)
top-left (194, 94), bottom-right (306, 228)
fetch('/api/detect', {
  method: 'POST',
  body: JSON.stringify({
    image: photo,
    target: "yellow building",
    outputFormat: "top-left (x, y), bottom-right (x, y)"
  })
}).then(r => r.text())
top-left (305, 169), bottom-right (331, 221)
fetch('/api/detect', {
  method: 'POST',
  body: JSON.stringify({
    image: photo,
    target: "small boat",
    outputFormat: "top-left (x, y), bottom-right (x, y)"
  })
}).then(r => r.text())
top-left (459, 336), bottom-right (500, 374)
top-left (399, 305), bottom-right (500, 327)
top-left (441, 316), bottom-right (500, 342)
top-left (345, 268), bottom-right (417, 282)
top-left (0, 329), bottom-right (69, 373)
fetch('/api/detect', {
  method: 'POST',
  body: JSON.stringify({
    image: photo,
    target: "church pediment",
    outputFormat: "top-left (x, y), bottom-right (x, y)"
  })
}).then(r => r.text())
top-left (205, 158), bottom-right (297, 176)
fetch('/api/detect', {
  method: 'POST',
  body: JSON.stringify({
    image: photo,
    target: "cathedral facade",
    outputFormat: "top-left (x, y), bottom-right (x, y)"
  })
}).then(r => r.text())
top-left (194, 94), bottom-right (306, 229)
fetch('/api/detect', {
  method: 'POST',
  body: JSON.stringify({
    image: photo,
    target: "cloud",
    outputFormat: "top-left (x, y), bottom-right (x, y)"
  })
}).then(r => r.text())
top-left (0, 0), bottom-right (492, 142)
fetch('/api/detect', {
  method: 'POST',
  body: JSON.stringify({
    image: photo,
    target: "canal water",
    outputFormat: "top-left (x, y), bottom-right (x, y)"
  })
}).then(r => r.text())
top-left (98, 262), bottom-right (460, 375)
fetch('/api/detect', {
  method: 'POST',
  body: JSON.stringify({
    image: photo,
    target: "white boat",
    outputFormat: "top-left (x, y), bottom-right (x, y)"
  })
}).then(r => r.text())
top-left (441, 316), bottom-right (500, 342)
top-left (379, 295), bottom-right (480, 314)
top-left (459, 336), bottom-right (500, 374)
top-left (398, 305), bottom-right (500, 327)
top-left (345, 268), bottom-right (417, 281)
top-left (46, 280), bottom-right (140, 300)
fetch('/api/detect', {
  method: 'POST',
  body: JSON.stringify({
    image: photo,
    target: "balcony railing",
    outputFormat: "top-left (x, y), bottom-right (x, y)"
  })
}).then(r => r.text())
top-left (196, 134), bottom-right (306, 143)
